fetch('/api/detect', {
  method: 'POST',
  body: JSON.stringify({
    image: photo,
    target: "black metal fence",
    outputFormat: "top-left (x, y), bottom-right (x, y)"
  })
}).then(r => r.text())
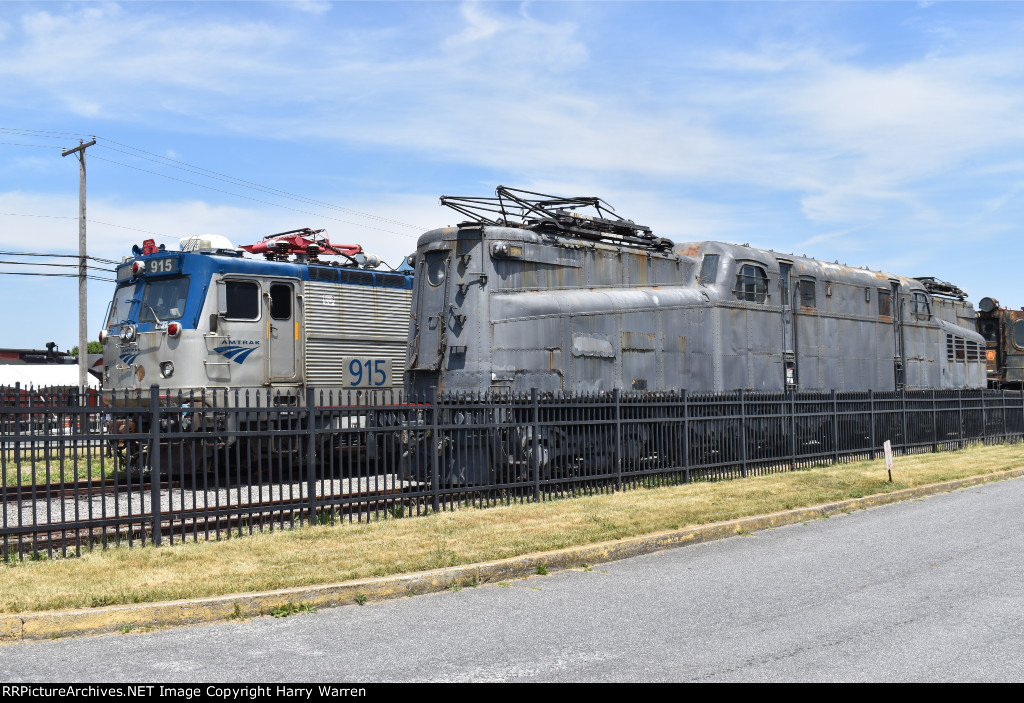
top-left (2, 384), bottom-right (1022, 560)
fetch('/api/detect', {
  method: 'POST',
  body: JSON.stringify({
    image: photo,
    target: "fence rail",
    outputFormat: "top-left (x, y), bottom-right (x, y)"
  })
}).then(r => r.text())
top-left (2, 384), bottom-right (1022, 560)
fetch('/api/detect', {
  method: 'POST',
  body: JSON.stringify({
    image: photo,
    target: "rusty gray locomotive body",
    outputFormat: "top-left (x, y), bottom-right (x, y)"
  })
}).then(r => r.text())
top-left (407, 188), bottom-right (986, 399)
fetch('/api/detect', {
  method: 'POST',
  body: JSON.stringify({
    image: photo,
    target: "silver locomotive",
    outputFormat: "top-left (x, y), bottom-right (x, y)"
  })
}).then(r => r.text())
top-left (402, 188), bottom-right (986, 483)
top-left (407, 187), bottom-right (986, 397)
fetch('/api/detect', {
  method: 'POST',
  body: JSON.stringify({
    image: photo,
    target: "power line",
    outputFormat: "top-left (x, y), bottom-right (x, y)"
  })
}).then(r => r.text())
top-left (0, 127), bottom-right (429, 241)
top-left (0, 251), bottom-right (117, 265)
top-left (0, 259), bottom-right (112, 271)
top-left (0, 127), bottom-right (93, 138)
top-left (0, 141), bottom-right (63, 149)
top-left (0, 271), bottom-right (114, 281)
top-left (89, 153), bottom-right (420, 239)
top-left (0, 211), bottom-right (174, 239)
top-left (97, 140), bottom-right (424, 230)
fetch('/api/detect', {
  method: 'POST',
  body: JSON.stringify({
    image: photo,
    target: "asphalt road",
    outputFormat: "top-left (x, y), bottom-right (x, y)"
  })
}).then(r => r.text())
top-left (2, 477), bottom-right (1022, 683)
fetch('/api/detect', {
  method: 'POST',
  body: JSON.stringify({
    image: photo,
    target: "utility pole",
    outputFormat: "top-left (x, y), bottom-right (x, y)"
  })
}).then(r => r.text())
top-left (61, 137), bottom-right (96, 393)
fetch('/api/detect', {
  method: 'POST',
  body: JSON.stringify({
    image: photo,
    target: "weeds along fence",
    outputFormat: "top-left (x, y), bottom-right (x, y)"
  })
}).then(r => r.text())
top-left (2, 384), bottom-right (1022, 560)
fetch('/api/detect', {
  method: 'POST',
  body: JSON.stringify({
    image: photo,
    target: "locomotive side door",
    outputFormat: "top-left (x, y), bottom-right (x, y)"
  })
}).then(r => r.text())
top-left (267, 280), bottom-right (299, 382)
top-left (891, 280), bottom-right (906, 389)
top-left (410, 247), bottom-right (451, 374)
top-left (778, 261), bottom-right (798, 387)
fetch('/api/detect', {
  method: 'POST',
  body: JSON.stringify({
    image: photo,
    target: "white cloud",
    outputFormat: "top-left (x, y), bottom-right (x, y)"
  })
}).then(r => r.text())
top-left (287, 1), bottom-right (332, 16)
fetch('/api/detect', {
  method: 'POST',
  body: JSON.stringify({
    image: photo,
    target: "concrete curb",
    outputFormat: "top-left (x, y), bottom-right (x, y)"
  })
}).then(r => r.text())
top-left (3, 467), bottom-right (1022, 644)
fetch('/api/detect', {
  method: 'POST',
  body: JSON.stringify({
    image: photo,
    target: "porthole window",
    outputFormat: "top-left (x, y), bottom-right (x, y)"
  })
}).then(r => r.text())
top-left (1014, 320), bottom-right (1024, 349)
top-left (732, 264), bottom-right (768, 303)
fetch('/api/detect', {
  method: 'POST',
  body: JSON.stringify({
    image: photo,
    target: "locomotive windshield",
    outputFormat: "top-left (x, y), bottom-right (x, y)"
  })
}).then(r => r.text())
top-left (107, 282), bottom-right (139, 327)
top-left (139, 276), bottom-right (190, 322)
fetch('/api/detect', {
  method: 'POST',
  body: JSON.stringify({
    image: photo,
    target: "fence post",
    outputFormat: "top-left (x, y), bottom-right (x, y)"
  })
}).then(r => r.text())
top-left (931, 390), bottom-right (938, 453)
top-left (832, 390), bottom-right (839, 464)
top-left (149, 384), bottom-right (162, 548)
top-left (13, 382), bottom-right (20, 466)
top-left (981, 392), bottom-right (988, 445)
top-left (739, 390), bottom-right (747, 478)
top-left (305, 386), bottom-right (317, 526)
top-left (430, 389), bottom-right (441, 514)
top-left (789, 389), bottom-right (796, 471)
top-left (901, 388), bottom-right (909, 454)
top-left (1001, 388), bottom-right (1008, 442)
top-left (958, 390), bottom-right (964, 449)
top-left (682, 390), bottom-right (689, 483)
top-left (613, 388), bottom-right (623, 490)
top-left (531, 389), bottom-right (540, 502)
top-left (869, 390), bottom-right (876, 460)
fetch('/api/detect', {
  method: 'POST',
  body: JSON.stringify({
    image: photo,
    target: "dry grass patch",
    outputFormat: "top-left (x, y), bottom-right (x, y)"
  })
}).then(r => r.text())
top-left (1, 442), bottom-right (1022, 614)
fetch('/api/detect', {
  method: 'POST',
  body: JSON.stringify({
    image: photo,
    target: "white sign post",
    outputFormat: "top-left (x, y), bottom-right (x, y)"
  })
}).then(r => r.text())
top-left (883, 439), bottom-right (894, 483)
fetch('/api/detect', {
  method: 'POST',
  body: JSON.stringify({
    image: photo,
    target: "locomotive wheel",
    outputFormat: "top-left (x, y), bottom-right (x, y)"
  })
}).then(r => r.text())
top-left (520, 427), bottom-right (565, 481)
top-left (106, 416), bottom-right (145, 474)
top-left (246, 423), bottom-right (308, 483)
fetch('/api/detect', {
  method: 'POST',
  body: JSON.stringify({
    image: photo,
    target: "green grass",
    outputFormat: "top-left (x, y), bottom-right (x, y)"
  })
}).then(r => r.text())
top-left (0, 441), bottom-right (1021, 615)
top-left (1, 449), bottom-right (122, 487)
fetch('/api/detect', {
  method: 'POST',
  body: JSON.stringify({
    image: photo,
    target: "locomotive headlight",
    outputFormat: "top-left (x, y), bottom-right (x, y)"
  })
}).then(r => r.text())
top-left (166, 322), bottom-right (182, 338)
top-left (160, 361), bottom-right (174, 378)
top-left (979, 297), bottom-right (999, 313)
top-left (490, 241), bottom-right (511, 258)
top-left (119, 324), bottom-right (137, 343)
top-left (131, 261), bottom-right (145, 276)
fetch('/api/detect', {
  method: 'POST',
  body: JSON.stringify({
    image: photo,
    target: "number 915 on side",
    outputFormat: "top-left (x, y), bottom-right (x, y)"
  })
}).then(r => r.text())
top-left (344, 358), bottom-right (391, 387)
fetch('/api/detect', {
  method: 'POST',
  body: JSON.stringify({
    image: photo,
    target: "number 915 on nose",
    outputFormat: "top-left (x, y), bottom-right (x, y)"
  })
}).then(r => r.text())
top-left (344, 358), bottom-right (391, 387)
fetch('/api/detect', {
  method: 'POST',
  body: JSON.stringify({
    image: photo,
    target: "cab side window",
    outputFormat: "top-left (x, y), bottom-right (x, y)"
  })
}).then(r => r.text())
top-left (733, 263), bottom-right (768, 303)
top-left (878, 289), bottom-right (892, 317)
top-left (910, 292), bottom-right (932, 321)
top-left (799, 277), bottom-right (817, 308)
top-left (699, 254), bottom-right (720, 284)
top-left (270, 283), bottom-right (292, 320)
top-left (225, 281), bottom-right (260, 320)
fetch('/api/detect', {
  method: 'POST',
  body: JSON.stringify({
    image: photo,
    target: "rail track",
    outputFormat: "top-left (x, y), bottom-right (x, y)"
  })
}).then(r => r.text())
top-left (2, 481), bottom-right (413, 556)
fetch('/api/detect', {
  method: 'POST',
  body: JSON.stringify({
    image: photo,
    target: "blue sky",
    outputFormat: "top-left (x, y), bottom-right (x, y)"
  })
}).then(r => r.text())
top-left (1, 1), bottom-right (1023, 351)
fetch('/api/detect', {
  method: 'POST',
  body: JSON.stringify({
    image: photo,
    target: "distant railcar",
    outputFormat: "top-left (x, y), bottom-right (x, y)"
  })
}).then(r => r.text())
top-left (976, 297), bottom-right (1024, 388)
